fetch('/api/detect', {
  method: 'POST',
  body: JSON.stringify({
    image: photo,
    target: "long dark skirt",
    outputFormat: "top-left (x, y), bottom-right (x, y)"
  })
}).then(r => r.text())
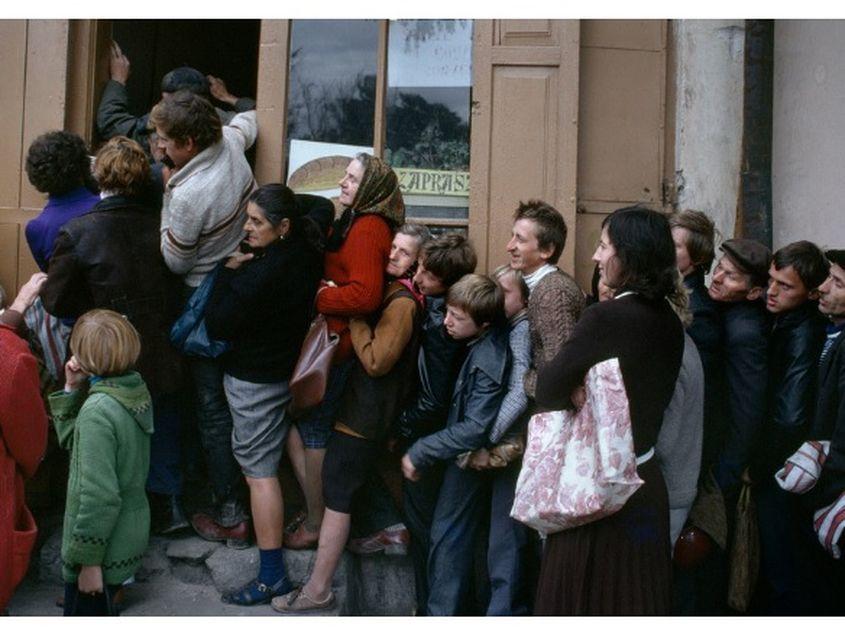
top-left (534, 459), bottom-right (671, 615)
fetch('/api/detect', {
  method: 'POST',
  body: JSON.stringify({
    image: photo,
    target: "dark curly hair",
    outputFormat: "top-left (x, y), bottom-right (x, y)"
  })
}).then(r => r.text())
top-left (25, 131), bottom-right (95, 196)
top-left (149, 90), bottom-right (222, 152)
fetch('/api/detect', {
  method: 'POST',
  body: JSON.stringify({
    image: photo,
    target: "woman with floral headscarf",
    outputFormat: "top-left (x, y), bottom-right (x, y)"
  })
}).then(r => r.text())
top-left (285, 152), bottom-right (405, 550)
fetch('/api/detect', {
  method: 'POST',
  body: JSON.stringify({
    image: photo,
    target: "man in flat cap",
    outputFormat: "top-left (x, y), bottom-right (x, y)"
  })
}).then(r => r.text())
top-left (708, 238), bottom-right (772, 497)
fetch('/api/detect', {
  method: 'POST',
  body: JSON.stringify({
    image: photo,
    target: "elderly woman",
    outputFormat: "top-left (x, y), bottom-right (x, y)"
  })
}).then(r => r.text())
top-left (40, 136), bottom-right (186, 534)
top-left (273, 223), bottom-right (428, 612)
top-left (202, 184), bottom-right (332, 605)
top-left (533, 206), bottom-right (685, 615)
top-left (285, 153), bottom-right (405, 549)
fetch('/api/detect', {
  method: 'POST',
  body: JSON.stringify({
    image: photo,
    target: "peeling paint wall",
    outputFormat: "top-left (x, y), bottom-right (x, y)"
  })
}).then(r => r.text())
top-left (672, 20), bottom-right (745, 247)
top-left (772, 20), bottom-right (845, 251)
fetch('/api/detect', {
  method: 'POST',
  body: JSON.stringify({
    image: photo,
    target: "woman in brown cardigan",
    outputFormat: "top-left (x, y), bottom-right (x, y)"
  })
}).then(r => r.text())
top-left (533, 206), bottom-right (684, 615)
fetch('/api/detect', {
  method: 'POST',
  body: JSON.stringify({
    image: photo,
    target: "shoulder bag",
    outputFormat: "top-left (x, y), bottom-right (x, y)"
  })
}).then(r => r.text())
top-left (510, 357), bottom-right (644, 536)
top-left (288, 313), bottom-right (340, 416)
top-left (169, 265), bottom-right (231, 358)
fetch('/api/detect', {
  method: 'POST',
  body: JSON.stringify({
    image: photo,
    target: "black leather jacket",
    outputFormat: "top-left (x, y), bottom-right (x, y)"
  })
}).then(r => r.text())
top-left (395, 296), bottom-right (468, 444)
top-left (713, 299), bottom-right (770, 494)
top-left (751, 301), bottom-right (826, 480)
top-left (407, 324), bottom-right (511, 471)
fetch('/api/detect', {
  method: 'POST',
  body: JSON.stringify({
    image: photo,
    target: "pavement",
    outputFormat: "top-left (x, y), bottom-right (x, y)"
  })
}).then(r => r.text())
top-left (8, 527), bottom-right (416, 617)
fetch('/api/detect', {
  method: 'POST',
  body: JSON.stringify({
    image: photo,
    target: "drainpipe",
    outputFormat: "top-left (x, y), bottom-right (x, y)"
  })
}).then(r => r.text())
top-left (737, 19), bottom-right (774, 248)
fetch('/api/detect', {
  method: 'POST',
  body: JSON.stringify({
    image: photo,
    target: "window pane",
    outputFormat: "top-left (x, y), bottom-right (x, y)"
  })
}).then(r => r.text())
top-left (385, 20), bottom-right (473, 222)
top-left (286, 20), bottom-right (378, 197)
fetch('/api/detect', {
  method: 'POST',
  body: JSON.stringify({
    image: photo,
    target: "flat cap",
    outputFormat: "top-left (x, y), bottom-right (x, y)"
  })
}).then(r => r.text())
top-left (720, 238), bottom-right (772, 287)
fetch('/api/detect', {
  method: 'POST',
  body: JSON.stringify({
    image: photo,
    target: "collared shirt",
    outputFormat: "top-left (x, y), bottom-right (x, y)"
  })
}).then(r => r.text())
top-left (820, 322), bottom-right (845, 366)
top-left (524, 264), bottom-right (558, 293)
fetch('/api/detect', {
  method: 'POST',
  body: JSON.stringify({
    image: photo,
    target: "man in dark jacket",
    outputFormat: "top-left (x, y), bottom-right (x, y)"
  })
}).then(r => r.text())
top-left (97, 41), bottom-right (255, 157)
top-left (709, 238), bottom-right (772, 497)
top-left (393, 233), bottom-right (477, 616)
top-left (753, 241), bottom-right (828, 614)
top-left (670, 210), bottom-right (723, 468)
top-left (796, 249), bottom-right (845, 613)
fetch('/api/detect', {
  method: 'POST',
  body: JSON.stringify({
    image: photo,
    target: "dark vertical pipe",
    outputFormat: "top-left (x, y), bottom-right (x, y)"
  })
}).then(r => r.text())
top-left (738, 19), bottom-right (774, 248)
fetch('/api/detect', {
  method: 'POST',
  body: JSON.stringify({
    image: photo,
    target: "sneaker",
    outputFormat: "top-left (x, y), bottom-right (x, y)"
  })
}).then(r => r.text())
top-left (190, 512), bottom-right (251, 549)
top-left (347, 523), bottom-right (409, 556)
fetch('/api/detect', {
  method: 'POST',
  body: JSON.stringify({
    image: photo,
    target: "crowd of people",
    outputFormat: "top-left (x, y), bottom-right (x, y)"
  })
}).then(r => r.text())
top-left (0, 48), bottom-right (844, 617)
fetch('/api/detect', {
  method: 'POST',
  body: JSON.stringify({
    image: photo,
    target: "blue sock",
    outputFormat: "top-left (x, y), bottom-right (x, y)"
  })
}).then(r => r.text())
top-left (258, 548), bottom-right (287, 587)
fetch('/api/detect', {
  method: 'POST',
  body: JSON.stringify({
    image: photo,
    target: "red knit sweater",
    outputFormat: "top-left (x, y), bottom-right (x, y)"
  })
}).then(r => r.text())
top-left (0, 324), bottom-right (48, 610)
top-left (317, 214), bottom-right (392, 362)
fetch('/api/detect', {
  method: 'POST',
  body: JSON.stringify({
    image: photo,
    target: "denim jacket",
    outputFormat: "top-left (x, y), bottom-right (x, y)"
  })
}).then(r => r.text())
top-left (407, 324), bottom-right (511, 471)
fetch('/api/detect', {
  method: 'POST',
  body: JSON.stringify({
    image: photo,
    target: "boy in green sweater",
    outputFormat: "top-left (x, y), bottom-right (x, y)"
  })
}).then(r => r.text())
top-left (49, 309), bottom-right (153, 616)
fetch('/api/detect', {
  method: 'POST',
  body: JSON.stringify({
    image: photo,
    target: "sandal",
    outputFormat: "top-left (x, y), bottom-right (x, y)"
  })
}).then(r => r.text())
top-left (271, 587), bottom-right (335, 613)
top-left (221, 576), bottom-right (292, 606)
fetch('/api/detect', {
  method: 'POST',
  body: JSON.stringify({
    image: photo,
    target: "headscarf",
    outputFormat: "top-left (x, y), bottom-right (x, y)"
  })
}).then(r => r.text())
top-left (326, 155), bottom-right (405, 252)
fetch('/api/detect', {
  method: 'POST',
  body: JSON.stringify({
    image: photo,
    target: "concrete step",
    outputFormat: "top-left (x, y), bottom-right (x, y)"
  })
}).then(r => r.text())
top-left (26, 528), bottom-right (415, 616)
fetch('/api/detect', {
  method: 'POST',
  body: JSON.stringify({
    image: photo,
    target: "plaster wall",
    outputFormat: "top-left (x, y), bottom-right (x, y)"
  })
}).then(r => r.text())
top-left (672, 20), bottom-right (745, 246)
top-left (772, 20), bottom-right (845, 251)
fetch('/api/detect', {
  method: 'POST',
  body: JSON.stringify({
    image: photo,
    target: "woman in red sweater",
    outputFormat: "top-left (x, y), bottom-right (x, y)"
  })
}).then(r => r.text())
top-left (0, 281), bottom-right (49, 613)
top-left (286, 153), bottom-right (405, 549)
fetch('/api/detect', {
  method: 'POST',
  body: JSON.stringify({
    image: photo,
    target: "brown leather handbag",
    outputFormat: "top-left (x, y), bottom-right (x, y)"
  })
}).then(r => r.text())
top-left (288, 314), bottom-right (339, 416)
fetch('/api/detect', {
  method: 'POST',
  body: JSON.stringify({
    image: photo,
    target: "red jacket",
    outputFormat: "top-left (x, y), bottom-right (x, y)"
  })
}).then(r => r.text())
top-left (317, 214), bottom-right (392, 363)
top-left (0, 324), bottom-right (48, 610)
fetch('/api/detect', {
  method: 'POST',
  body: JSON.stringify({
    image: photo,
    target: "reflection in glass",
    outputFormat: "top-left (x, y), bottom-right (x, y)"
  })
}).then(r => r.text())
top-left (286, 20), bottom-right (379, 148)
top-left (385, 20), bottom-right (472, 171)
top-left (386, 20), bottom-right (472, 223)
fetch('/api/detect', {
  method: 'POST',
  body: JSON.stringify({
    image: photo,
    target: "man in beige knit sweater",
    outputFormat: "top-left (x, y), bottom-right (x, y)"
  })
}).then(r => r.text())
top-left (150, 91), bottom-right (257, 545)
top-left (505, 199), bottom-right (585, 400)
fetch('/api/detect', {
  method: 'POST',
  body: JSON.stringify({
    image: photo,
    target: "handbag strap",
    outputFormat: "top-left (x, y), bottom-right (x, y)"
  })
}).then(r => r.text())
top-left (636, 447), bottom-right (655, 465)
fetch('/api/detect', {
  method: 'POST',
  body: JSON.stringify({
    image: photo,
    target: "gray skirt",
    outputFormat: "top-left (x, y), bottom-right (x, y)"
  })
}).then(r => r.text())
top-left (223, 374), bottom-right (291, 478)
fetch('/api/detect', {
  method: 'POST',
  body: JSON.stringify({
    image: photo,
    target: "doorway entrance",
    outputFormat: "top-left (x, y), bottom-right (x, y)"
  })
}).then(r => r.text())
top-left (102, 19), bottom-right (261, 140)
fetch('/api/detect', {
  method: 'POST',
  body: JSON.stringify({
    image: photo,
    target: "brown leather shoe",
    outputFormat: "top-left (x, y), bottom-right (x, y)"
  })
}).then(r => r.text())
top-left (190, 512), bottom-right (251, 549)
top-left (284, 522), bottom-right (319, 550)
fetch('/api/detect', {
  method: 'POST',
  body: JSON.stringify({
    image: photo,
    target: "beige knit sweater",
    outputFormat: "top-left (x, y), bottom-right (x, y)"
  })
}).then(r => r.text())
top-left (160, 111), bottom-right (258, 287)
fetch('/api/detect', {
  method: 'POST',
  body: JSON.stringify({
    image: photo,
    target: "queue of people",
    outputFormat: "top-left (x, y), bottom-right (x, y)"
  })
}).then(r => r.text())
top-left (0, 52), bottom-right (844, 618)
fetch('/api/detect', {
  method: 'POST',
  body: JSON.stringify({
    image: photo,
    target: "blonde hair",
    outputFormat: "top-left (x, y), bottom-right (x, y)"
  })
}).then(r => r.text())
top-left (446, 273), bottom-right (504, 327)
top-left (492, 264), bottom-right (529, 303)
top-left (70, 309), bottom-right (141, 376)
top-left (94, 136), bottom-right (151, 197)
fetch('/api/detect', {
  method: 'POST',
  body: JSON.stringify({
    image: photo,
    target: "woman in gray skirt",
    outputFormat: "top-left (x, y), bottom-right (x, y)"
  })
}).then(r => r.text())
top-left (204, 184), bottom-right (332, 605)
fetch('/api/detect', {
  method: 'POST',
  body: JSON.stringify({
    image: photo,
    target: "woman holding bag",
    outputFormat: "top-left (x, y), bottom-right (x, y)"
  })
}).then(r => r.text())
top-left (203, 184), bottom-right (332, 605)
top-left (285, 153), bottom-right (405, 550)
top-left (533, 206), bottom-right (685, 615)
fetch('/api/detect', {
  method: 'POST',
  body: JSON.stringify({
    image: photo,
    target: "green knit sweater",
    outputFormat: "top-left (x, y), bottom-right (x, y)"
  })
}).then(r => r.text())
top-left (49, 372), bottom-right (153, 585)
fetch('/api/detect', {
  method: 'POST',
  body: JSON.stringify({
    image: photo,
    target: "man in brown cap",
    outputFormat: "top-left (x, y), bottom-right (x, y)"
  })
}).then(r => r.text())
top-left (708, 238), bottom-right (772, 496)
